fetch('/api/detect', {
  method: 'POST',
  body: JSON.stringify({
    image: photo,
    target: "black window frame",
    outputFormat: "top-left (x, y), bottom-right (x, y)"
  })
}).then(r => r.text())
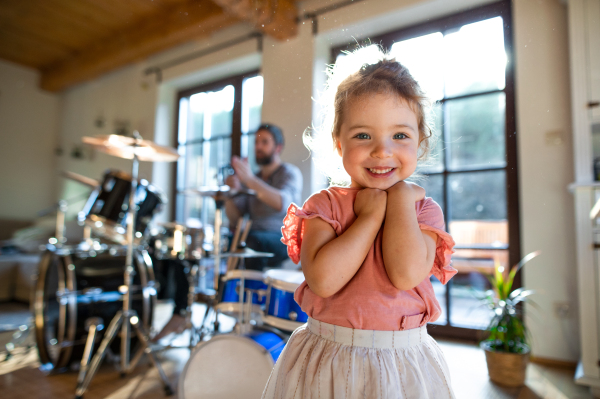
top-left (332, 0), bottom-right (520, 341)
top-left (172, 69), bottom-right (261, 221)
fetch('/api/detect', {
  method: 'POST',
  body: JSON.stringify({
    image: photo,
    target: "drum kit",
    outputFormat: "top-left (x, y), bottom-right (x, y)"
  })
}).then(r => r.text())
top-left (33, 132), bottom-right (308, 399)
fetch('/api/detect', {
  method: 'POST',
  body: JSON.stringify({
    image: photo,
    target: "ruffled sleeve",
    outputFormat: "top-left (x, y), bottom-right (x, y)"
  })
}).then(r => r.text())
top-left (417, 198), bottom-right (457, 285)
top-left (280, 191), bottom-right (340, 264)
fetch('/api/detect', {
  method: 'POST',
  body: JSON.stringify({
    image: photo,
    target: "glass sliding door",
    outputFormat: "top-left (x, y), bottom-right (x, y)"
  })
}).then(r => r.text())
top-left (332, 1), bottom-right (518, 339)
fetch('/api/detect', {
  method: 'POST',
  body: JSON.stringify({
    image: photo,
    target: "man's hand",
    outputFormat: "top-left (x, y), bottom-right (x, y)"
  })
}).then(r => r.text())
top-left (386, 181), bottom-right (426, 202)
top-left (231, 156), bottom-right (256, 185)
top-left (225, 174), bottom-right (242, 191)
top-left (354, 188), bottom-right (387, 223)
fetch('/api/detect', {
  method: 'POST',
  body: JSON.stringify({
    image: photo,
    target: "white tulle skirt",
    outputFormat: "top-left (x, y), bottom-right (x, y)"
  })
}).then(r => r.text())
top-left (262, 318), bottom-right (455, 399)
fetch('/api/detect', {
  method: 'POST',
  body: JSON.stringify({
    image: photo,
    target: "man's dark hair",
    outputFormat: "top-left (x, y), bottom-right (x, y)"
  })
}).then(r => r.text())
top-left (257, 123), bottom-right (285, 147)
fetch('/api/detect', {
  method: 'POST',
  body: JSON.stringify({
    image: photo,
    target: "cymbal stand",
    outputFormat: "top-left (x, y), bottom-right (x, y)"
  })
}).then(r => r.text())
top-left (235, 257), bottom-right (254, 335)
top-left (76, 318), bottom-right (103, 389)
top-left (75, 142), bottom-right (173, 398)
top-left (55, 200), bottom-right (68, 246)
top-left (213, 194), bottom-right (225, 290)
top-left (208, 192), bottom-right (227, 333)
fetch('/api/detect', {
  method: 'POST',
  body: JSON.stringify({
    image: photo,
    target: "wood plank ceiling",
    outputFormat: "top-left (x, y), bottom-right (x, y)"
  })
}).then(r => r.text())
top-left (0, 0), bottom-right (298, 92)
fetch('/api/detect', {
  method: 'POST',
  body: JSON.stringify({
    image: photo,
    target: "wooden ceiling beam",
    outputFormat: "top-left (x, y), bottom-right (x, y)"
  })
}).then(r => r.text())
top-left (40, 0), bottom-right (237, 92)
top-left (210, 0), bottom-right (297, 41)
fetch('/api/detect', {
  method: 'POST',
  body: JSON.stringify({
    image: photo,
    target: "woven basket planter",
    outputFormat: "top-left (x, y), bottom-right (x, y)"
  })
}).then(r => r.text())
top-left (481, 341), bottom-right (530, 387)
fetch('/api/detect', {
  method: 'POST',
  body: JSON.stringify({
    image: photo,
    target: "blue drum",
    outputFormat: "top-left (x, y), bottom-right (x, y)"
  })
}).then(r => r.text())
top-left (215, 270), bottom-right (267, 320)
top-left (179, 330), bottom-right (286, 398)
top-left (264, 269), bottom-right (308, 332)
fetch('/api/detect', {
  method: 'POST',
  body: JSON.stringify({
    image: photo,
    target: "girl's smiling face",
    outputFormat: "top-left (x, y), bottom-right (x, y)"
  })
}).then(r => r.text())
top-left (337, 93), bottom-right (420, 190)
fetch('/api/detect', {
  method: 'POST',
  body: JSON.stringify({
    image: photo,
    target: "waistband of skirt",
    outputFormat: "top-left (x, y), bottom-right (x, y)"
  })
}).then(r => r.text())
top-left (306, 318), bottom-right (429, 349)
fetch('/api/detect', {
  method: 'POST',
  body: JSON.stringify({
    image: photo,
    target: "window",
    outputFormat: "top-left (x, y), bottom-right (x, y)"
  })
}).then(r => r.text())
top-left (333, 1), bottom-right (518, 340)
top-left (174, 72), bottom-right (264, 231)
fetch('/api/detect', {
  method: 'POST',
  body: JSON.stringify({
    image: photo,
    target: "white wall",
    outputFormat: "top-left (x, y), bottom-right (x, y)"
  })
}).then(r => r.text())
top-left (261, 23), bottom-right (314, 200)
top-left (513, 0), bottom-right (578, 362)
top-left (57, 63), bottom-right (158, 219)
top-left (0, 60), bottom-right (60, 221)
top-left (48, 0), bottom-right (576, 362)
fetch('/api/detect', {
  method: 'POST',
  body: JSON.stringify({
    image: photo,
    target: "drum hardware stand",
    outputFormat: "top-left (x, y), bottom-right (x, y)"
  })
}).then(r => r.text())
top-left (185, 259), bottom-right (221, 346)
top-left (204, 189), bottom-right (228, 335)
top-left (44, 199), bottom-right (69, 248)
top-left (213, 196), bottom-right (225, 291)
top-left (82, 226), bottom-right (93, 246)
top-left (185, 260), bottom-right (199, 348)
top-left (76, 318), bottom-right (103, 387)
top-left (74, 137), bottom-right (174, 399)
top-left (54, 200), bottom-right (68, 246)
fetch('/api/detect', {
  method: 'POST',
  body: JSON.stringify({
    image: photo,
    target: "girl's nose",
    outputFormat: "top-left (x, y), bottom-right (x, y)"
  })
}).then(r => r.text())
top-left (371, 141), bottom-right (392, 158)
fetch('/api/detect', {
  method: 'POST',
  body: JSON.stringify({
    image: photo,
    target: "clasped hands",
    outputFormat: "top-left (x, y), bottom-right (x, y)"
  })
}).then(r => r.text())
top-left (353, 181), bottom-right (425, 222)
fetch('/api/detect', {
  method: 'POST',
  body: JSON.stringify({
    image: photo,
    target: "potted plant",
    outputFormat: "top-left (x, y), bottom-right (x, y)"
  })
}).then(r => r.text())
top-left (479, 250), bottom-right (540, 387)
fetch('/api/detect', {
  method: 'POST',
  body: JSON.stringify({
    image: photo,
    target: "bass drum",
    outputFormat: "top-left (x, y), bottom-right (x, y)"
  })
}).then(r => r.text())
top-left (179, 329), bottom-right (285, 399)
top-left (34, 247), bottom-right (155, 371)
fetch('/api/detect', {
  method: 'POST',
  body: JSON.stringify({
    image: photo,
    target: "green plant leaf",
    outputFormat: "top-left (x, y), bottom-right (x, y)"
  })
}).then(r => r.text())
top-left (478, 250), bottom-right (540, 353)
top-left (505, 251), bottom-right (541, 299)
top-left (510, 290), bottom-right (535, 304)
top-left (514, 250), bottom-right (541, 273)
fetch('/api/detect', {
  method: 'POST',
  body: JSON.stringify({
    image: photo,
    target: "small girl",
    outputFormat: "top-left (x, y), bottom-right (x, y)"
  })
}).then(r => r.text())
top-left (263, 51), bottom-right (457, 399)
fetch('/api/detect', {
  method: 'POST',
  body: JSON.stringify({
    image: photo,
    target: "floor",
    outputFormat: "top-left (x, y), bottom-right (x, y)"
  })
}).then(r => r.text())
top-left (0, 302), bottom-right (596, 399)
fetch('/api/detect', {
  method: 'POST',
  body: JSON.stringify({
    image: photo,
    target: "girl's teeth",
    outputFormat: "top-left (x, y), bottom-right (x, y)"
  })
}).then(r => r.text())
top-left (368, 168), bottom-right (393, 174)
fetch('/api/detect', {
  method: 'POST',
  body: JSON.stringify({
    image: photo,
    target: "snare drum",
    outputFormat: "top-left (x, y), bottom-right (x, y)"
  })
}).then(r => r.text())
top-left (153, 223), bottom-right (204, 260)
top-left (215, 270), bottom-right (267, 319)
top-left (178, 330), bottom-right (284, 399)
top-left (79, 170), bottom-right (165, 244)
top-left (263, 269), bottom-right (308, 332)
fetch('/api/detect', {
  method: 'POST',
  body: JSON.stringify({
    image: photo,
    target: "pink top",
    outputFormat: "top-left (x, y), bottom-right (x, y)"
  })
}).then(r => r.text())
top-left (281, 186), bottom-right (457, 331)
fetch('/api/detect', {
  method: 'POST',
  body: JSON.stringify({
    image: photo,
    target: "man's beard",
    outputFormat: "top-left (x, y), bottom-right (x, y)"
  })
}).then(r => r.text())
top-left (256, 151), bottom-right (275, 165)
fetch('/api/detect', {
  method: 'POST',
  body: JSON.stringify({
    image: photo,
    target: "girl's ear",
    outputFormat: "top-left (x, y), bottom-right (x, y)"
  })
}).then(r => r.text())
top-left (335, 139), bottom-right (342, 156)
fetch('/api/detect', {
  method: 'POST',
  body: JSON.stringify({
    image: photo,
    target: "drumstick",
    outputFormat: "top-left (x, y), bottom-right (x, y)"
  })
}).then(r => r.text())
top-left (239, 219), bottom-right (252, 249)
top-left (61, 170), bottom-right (100, 188)
top-left (230, 218), bottom-right (252, 271)
top-left (226, 217), bottom-right (244, 271)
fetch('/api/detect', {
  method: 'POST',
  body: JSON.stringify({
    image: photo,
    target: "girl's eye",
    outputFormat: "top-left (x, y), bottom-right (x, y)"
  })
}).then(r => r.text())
top-left (394, 133), bottom-right (408, 139)
top-left (355, 133), bottom-right (370, 139)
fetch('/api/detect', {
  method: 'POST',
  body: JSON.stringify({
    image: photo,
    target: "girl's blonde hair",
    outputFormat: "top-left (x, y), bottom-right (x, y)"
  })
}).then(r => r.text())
top-left (305, 48), bottom-right (435, 186)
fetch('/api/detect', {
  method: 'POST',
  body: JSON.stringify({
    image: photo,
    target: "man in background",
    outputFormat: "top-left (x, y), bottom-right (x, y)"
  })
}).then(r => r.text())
top-left (153, 123), bottom-right (302, 340)
top-left (225, 123), bottom-right (303, 270)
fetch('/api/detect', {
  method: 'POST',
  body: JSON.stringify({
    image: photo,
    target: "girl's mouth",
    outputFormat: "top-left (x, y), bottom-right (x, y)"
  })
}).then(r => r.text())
top-left (366, 167), bottom-right (396, 177)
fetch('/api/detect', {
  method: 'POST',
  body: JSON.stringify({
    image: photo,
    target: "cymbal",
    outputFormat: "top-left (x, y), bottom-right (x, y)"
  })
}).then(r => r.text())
top-left (157, 221), bottom-right (203, 231)
top-left (60, 170), bottom-right (100, 188)
top-left (182, 186), bottom-right (256, 198)
top-left (209, 247), bottom-right (274, 259)
top-left (82, 134), bottom-right (179, 162)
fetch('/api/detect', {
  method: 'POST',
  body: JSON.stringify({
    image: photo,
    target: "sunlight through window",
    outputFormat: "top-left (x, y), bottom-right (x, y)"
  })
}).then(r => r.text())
top-left (443, 16), bottom-right (506, 97)
top-left (391, 32), bottom-right (444, 101)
